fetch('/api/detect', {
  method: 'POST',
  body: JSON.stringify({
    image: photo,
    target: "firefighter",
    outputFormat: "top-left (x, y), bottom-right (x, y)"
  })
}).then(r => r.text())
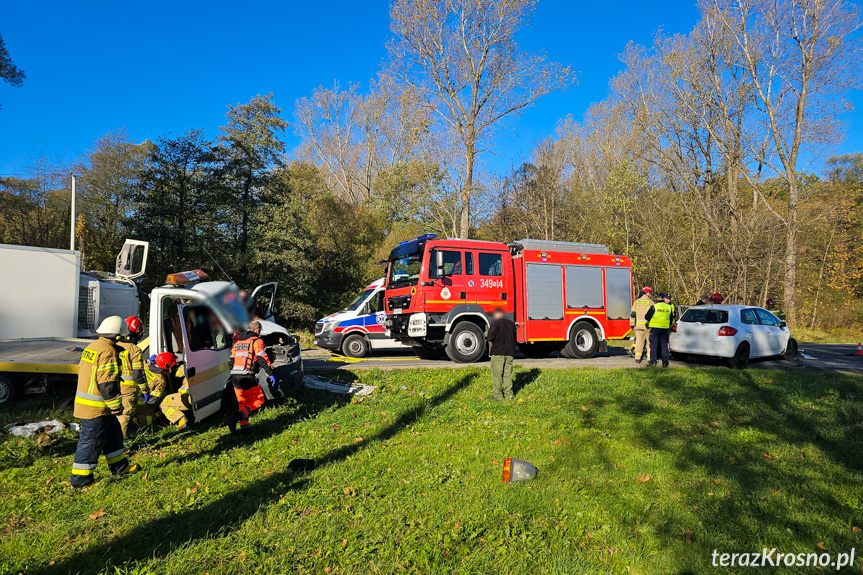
top-left (70, 316), bottom-right (142, 488)
top-left (135, 353), bottom-right (187, 427)
top-left (629, 286), bottom-right (654, 364)
top-left (644, 293), bottom-right (675, 368)
top-left (766, 297), bottom-right (786, 321)
top-left (116, 316), bottom-right (146, 438)
top-left (226, 320), bottom-right (275, 434)
top-left (711, 293), bottom-right (724, 304)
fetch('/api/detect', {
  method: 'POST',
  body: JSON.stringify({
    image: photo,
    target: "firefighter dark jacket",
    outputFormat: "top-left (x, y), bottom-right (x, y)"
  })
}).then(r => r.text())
top-left (74, 337), bottom-right (123, 419)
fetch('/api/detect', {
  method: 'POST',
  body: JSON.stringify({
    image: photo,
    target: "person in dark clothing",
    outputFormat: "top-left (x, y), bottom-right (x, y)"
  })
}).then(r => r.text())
top-left (693, 295), bottom-right (710, 306)
top-left (486, 308), bottom-right (517, 400)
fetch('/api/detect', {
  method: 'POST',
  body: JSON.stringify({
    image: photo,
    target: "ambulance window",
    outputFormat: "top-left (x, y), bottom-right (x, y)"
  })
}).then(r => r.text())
top-left (465, 252), bottom-right (474, 275)
top-left (185, 306), bottom-right (231, 352)
top-left (565, 266), bottom-right (604, 309)
top-left (429, 250), bottom-right (463, 278)
top-left (478, 253), bottom-right (503, 276)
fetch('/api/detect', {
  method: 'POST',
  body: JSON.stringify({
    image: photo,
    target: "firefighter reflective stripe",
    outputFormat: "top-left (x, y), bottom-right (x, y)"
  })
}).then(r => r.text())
top-left (75, 391), bottom-right (106, 408)
top-left (71, 468), bottom-right (93, 476)
top-left (231, 336), bottom-right (268, 375)
top-left (105, 396), bottom-right (122, 410)
top-left (104, 449), bottom-right (125, 464)
top-left (72, 462), bottom-right (97, 471)
top-left (648, 303), bottom-right (673, 329)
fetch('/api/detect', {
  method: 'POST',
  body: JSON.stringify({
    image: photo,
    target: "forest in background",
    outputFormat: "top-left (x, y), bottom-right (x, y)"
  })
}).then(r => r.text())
top-left (1, 0), bottom-right (862, 330)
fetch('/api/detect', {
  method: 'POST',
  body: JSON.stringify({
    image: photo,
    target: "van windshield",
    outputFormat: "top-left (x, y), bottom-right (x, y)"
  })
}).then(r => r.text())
top-left (681, 308), bottom-right (729, 324)
top-left (343, 288), bottom-right (375, 312)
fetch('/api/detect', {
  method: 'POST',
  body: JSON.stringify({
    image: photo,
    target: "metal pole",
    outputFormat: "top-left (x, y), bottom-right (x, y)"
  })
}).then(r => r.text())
top-left (70, 175), bottom-right (76, 251)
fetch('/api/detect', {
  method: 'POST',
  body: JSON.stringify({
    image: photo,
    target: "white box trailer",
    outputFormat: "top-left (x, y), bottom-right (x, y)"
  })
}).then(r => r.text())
top-left (0, 240), bottom-right (148, 403)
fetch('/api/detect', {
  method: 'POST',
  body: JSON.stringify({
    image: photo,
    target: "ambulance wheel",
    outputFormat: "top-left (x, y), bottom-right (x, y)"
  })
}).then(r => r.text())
top-left (564, 322), bottom-right (599, 359)
top-left (341, 334), bottom-right (369, 358)
top-left (519, 343), bottom-right (553, 359)
top-left (0, 375), bottom-right (17, 405)
top-left (445, 322), bottom-right (486, 363)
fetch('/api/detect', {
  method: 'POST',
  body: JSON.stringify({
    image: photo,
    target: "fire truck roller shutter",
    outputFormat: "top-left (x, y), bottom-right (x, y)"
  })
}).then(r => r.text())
top-left (604, 267), bottom-right (632, 321)
top-left (525, 264), bottom-right (564, 321)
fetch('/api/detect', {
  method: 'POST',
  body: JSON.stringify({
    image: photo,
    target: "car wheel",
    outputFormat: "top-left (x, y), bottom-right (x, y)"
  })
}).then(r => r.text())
top-left (445, 322), bottom-right (486, 363)
top-left (783, 338), bottom-right (798, 361)
top-left (564, 322), bottom-right (599, 359)
top-left (728, 342), bottom-right (750, 369)
top-left (0, 375), bottom-right (17, 405)
top-left (670, 351), bottom-right (688, 362)
top-left (518, 342), bottom-right (553, 359)
top-left (341, 334), bottom-right (369, 358)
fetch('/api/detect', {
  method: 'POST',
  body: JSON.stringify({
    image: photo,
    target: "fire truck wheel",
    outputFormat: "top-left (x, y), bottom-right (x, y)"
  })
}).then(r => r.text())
top-left (565, 322), bottom-right (599, 359)
top-left (342, 334), bottom-right (369, 358)
top-left (445, 322), bottom-right (486, 363)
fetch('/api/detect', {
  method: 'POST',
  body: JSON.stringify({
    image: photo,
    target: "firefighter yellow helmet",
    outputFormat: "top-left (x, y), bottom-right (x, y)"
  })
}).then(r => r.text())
top-left (95, 316), bottom-right (126, 337)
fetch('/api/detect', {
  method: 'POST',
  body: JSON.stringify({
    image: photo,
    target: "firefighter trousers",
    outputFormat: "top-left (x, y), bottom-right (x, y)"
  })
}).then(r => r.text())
top-left (231, 375), bottom-right (265, 431)
top-left (70, 415), bottom-right (129, 487)
top-left (134, 400), bottom-right (187, 427)
top-left (117, 386), bottom-right (139, 438)
top-left (634, 327), bottom-right (650, 361)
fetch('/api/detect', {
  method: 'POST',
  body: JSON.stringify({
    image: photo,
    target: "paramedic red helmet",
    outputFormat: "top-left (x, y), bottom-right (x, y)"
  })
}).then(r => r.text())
top-left (711, 293), bottom-right (724, 304)
top-left (155, 352), bottom-right (177, 370)
top-left (642, 286), bottom-right (653, 294)
top-left (125, 316), bottom-right (144, 337)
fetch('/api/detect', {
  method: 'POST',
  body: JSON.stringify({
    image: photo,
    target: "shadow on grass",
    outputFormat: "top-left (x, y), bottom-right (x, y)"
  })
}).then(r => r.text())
top-left (29, 373), bottom-right (477, 575)
top-left (514, 368), bottom-right (542, 395)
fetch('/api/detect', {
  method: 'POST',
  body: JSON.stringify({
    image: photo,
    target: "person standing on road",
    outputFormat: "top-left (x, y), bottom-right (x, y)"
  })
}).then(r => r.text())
top-left (226, 320), bottom-right (274, 433)
top-left (70, 316), bottom-right (142, 488)
top-left (487, 308), bottom-right (517, 401)
top-left (629, 286), bottom-right (654, 364)
top-left (644, 293), bottom-right (675, 368)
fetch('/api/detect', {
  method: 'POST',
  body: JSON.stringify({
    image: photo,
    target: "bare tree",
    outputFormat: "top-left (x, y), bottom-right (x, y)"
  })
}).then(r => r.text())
top-left (387, 0), bottom-right (572, 237)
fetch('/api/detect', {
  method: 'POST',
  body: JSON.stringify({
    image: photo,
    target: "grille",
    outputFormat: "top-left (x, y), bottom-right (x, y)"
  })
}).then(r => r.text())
top-left (78, 286), bottom-right (96, 332)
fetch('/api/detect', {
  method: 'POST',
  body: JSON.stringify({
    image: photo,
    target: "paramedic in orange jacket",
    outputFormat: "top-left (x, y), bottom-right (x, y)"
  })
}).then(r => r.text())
top-left (226, 320), bottom-right (274, 433)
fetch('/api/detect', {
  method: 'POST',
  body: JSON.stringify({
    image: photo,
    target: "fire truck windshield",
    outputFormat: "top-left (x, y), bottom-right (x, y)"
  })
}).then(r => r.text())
top-left (388, 251), bottom-right (423, 289)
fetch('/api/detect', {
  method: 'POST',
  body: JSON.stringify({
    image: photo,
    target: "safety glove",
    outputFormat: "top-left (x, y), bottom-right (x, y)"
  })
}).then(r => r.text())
top-left (267, 375), bottom-right (277, 388)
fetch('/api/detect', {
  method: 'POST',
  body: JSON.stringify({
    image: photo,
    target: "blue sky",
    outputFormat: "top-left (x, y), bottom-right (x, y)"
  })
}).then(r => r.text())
top-left (1, 0), bottom-right (860, 179)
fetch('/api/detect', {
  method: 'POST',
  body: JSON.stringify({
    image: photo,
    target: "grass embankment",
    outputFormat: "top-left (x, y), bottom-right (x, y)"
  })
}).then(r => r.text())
top-left (1, 367), bottom-right (862, 574)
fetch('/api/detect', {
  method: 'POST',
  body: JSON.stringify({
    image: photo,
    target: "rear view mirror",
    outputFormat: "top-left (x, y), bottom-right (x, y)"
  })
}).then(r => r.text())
top-left (435, 250), bottom-right (446, 277)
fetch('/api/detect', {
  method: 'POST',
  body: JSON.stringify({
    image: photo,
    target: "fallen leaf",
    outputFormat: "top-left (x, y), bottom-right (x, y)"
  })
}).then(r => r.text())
top-left (683, 529), bottom-right (693, 543)
top-left (763, 453), bottom-right (774, 459)
top-left (141, 473), bottom-right (148, 481)
top-left (852, 526), bottom-right (861, 534)
top-left (263, 471), bottom-right (273, 476)
top-left (728, 456), bottom-right (737, 464)
top-left (331, 425), bottom-right (341, 430)
top-left (549, 456), bottom-right (556, 462)
top-left (453, 521), bottom-right (460, 530)
top-left (353, 437), bottom-right (364, 443)
top-left (324, 568), bottom-right (332, 574)
top-left (637, 475), bottom-right (651, 483)
top-left (341, 538), bottom-right (348, 547)
top-left (707, 492), bottom-right (714, 496)
top-left (88, 509), bottom-right (106, 521)
top-left (343, 487), bottom-right (356, 497)
top-left (817, 541), bottom-right (827, 550)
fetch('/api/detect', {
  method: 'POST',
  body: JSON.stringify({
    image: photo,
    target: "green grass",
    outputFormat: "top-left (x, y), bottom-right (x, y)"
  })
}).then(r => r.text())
top-left (2, 367), bottom-right (863, 574)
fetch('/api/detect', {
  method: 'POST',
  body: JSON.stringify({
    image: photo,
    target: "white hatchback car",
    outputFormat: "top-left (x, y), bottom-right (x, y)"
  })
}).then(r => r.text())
top-left (669, 305), bottom-right (797, 369)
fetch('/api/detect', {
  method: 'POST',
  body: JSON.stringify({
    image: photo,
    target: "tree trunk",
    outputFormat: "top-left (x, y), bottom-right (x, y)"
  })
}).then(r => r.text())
top-left (459, 142), bottom-right (475, 238)
top-left (783, 179), bottom-right (798, 324)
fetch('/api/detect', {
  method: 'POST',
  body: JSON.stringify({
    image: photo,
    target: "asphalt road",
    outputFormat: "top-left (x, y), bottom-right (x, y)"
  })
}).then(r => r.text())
top-left (303, 343), bottom-right (863, 373)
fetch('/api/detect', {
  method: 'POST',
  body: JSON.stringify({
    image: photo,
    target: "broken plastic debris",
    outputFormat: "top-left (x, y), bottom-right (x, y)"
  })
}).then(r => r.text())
top-left (303, 375), bottom-right (375, 396)
top-left (502, 458), bottom-right (537, 483)
top-left (7, 419), bottom-right (66, 438)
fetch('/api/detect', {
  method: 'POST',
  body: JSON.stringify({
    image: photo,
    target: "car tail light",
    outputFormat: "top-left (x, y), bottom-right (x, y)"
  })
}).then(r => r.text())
top-left (671, 322), bottom-right (677, 333)
top-left (718, 326), bottom-right (738, 336)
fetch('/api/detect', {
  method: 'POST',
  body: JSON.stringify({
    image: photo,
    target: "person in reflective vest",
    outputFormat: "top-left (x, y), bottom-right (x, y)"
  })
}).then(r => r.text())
top-left (644, 293), bottom-right (676, 368)
top-left (629, 286), bottom-right (654, 363)
top-left (70, 316), bottom-right (142, 488)
top-left (116, 316), bottom-right (146, 438)
top-left (226, 320), bottom-right (274, 434)
top-left (135, 353), bottom-right (187, 427)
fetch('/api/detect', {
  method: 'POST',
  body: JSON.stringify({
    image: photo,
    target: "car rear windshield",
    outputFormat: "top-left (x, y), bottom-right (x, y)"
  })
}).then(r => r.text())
top-left (680, 308), bottom-right (729, 324)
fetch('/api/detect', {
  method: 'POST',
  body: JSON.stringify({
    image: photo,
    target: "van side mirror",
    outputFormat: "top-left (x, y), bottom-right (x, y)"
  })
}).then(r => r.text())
top-left (779, 321), bottom-right (787, 328)
top-left (435, 250), bottom-right (447, 277)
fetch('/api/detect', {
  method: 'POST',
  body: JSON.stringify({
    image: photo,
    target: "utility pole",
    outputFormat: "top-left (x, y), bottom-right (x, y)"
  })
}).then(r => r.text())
top-left (70, 175), bottom-right (76, 251)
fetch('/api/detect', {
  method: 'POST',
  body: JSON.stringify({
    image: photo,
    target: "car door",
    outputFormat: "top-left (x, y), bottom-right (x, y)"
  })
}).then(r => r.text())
top-left (755, 308), bottom-right (785, 356)
top-left (178, 303), bottom-right (233, 421)
top-left (741, 307), bottom-right (769, 357)
top-left (475, 251), bottom-right (509, 313)
top-left (426, 248), bottom-right (470, 309)
top-left (249, 282), bottom-right (277, 321)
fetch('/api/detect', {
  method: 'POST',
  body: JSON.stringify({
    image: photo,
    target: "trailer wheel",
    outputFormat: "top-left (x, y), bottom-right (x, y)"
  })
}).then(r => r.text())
top-left (341, 334), bottom-right (370, 358)
top-left (445, 322), bottom-right (486, 363)
top-left (564, 322), bottom-right (599, 359)
top-left (0, 375), bottom-right (17, 405)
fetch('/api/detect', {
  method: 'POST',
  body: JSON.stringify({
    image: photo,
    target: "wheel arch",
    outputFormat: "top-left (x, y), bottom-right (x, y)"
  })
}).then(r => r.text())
top-left (566, 316), bottom-right (605, 341)
top-left (442, 305), bottom-right (490, 333)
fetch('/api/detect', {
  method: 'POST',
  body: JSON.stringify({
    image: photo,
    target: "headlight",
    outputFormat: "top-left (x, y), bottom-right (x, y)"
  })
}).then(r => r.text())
top-left (323, 321), bottom-right (337, 332)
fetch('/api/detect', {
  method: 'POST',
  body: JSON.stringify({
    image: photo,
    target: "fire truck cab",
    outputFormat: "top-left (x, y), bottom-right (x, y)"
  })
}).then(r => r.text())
top-left (383, 235), bottom-right (633, 363)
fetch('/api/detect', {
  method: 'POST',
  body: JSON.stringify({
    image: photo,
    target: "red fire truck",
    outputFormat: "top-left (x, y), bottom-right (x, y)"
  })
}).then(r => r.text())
top-left (383, 234), bottom-right (633, 363)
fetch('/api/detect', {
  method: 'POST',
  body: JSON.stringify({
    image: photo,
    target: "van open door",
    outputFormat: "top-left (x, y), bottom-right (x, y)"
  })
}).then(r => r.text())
top-left (115, 239), bottom-right (149, 280)
top-left (177, 302), bottom-right (233, 421)
top-left (249, 282), bottom-right (278, 321)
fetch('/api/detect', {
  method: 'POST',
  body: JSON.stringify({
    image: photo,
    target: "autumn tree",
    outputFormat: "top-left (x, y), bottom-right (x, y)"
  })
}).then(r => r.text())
top-left (387, 0), bottom-right (572, 237)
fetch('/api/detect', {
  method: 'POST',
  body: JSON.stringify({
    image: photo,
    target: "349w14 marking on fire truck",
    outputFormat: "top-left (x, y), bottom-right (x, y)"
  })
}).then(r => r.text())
top-left (383, 235), bottom-right (633, 363)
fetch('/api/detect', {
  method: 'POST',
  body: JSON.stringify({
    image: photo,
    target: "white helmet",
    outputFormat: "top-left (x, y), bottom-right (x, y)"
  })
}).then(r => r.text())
top-left (95, 316), bottom-right (127, 338)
